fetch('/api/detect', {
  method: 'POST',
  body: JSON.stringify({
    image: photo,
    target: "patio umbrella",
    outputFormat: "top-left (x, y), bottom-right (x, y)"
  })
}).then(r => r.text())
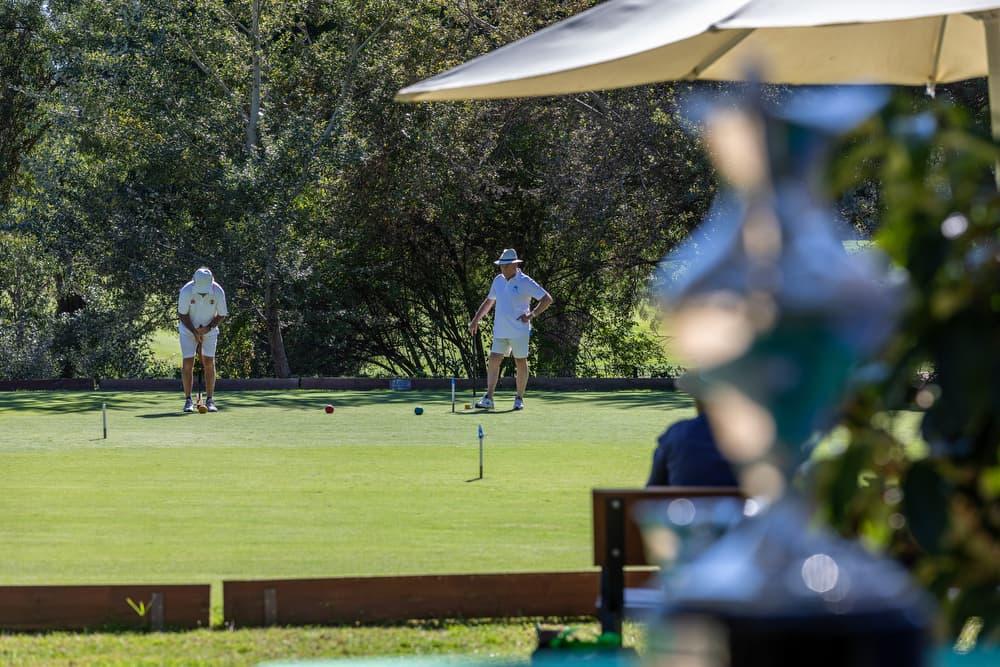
top-left (396, 1), bottom-right (1000, 136)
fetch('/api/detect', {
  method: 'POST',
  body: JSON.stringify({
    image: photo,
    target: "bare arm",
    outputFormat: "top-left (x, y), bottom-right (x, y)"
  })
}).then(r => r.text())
top-left (180, 313), bottom-right (226, 337)
top-left (519, 291), bottom-right (553, 323)
top-left (179, 313), bottom-right (199, 335)
top-left (469, 298), bottom-right (495, 336)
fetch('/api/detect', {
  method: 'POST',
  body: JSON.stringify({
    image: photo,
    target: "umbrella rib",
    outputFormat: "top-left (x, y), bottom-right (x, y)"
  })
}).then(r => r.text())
top-left (685, 29), bottom-right (755, 80)
top-left (928, 15), bottom-right (948, 88)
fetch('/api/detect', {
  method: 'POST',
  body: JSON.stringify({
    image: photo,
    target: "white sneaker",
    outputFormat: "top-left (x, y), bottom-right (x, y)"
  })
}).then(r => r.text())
top-left (205, 398), bottom-right (218, 413)
top-left (513, 396), bottom-right (524, 411)
top-left (183, 397), bottom-right (195, 413)
top-left (474, 396), bottom-right (494, 410)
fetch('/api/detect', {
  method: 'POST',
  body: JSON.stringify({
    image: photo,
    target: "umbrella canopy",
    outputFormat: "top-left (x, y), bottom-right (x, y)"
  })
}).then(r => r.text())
top-left (396, 0), bottom-right (1000, 103)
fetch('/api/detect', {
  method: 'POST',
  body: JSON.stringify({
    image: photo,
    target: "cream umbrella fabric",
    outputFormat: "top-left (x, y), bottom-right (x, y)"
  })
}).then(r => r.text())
top-left (396, 1), bottom-right (1000, 102)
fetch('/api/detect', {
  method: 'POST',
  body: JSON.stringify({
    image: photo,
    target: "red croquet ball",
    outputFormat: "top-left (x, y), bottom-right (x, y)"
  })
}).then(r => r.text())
top-left (325, 404), bottom-right (335, 414)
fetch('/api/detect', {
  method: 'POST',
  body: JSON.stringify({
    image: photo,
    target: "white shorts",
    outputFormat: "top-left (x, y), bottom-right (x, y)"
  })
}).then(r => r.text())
top-left (491, 336), bottom-right (530, 359)
top-left (179, 326), bottom-right (219, 359)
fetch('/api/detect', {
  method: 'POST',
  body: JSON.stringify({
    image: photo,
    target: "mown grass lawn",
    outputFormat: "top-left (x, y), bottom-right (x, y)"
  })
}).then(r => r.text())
top-left (0, 388), bottom-right (921, 665)
top-left (0, 618), bottom-right (644, 667)
top-left (0, 390), bottom-right (683, 616)
top-left (146, 329), bottom-right (184, 374)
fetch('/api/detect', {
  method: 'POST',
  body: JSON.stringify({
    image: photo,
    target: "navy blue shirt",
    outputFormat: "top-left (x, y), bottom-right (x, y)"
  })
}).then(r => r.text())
top-left (646, 413), bottom-right (738, 487)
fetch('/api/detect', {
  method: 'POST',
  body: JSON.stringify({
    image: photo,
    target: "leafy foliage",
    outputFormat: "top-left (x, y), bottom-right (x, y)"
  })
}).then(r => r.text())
top-left (819, 96), bottom-right (1000, 642)
top-left (0, 230), bottom-right (57, 378)
top-left (2, 0), bottom-right (710, 379)
top-left (0, 1), bottom-right (52, 208)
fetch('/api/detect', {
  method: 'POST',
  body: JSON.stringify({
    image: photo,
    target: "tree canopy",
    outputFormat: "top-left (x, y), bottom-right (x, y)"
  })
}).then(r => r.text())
top-left (1, 0), bottom-right (711, 379)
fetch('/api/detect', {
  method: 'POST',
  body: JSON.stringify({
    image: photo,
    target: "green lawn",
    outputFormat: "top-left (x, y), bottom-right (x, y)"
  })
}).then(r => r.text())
top-left (0, 390), bottom-right (681, 589)
top-left (0, 389), bottom-right (665, 664)
top-left (147, 329), bottom-right (183, 372)
top-left (0, 388), bottom-right (922, 665)
top-left (0, 618), bottom-right (644, 666)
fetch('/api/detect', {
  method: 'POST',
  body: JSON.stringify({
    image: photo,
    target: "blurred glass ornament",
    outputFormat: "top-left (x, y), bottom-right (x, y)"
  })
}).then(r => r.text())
top-left (647, 84), bottom-right (932, 667)
top-left (659, 84), bottom-right (900, 494)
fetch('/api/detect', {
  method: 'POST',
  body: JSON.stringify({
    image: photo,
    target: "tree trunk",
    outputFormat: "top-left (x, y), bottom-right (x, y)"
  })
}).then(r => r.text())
top-left (264, 287), bottom-right (291, 378)
top-left (54, 269), bottom-right (85, 378)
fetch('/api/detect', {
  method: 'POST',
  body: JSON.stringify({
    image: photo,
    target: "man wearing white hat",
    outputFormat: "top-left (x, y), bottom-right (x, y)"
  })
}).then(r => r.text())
top-left (468, 249), bottom-right (553, 411)
top-left (178, 267), bottom-right (228, 413)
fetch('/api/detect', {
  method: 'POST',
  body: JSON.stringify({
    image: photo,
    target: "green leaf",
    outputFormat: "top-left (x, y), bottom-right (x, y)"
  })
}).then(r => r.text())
top-left (980, 466), bottom-right (1000, 501)
top-left (950, 586), bottom-right (1000, 644)
top-left (125, 597), bottom-right (148, 617)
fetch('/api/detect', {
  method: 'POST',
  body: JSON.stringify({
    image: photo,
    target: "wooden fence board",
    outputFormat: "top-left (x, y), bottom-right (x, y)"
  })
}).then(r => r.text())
top-left (224, 571), bottom-right (654, 627)
top-left (0, 584), bottom-right (210, 631)
top-left (300, 378), bottom-right (387, 390)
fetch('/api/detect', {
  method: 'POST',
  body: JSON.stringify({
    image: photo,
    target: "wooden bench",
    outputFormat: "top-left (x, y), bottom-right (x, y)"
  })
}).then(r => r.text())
top-left (592, 487), bottom-right (743, 634)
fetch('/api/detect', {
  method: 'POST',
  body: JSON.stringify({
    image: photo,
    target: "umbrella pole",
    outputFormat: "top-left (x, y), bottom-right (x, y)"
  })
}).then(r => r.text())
top-left (982, 13), bottom-right (1000, 188)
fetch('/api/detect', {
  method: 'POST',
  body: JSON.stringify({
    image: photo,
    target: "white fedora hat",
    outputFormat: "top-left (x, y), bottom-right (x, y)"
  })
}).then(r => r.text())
top-left (494, 248), bottom-right (524, 265)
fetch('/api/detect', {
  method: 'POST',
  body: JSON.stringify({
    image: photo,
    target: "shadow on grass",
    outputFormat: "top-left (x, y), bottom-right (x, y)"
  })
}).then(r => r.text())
top-left (0, 625), bottom-right (204, 636)
top-left (156, 390), bottom-right (690, 412)
top-left (531, 390), bottom-right (692, 410)
top-left (0, 388), bottom-right (692, 414)
top-left (0, 392), bottom-right (164, 414)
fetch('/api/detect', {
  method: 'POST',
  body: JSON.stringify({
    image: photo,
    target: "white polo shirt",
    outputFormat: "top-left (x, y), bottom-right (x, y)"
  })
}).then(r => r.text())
top-left (178, 281), bottom-right (228, 329)
top-left (488, 270), bottom-right (547, 339)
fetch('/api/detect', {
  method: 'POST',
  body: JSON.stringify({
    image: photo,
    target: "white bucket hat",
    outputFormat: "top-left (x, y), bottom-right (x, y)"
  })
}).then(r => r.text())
top-left (494, 248), bottom-right (524, 265)
top-left (193, 267), bottom-right (214, 292)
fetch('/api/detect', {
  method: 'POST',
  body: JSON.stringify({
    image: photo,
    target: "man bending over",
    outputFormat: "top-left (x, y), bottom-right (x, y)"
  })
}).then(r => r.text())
top-left (178, 267), bottom-right (228, 413)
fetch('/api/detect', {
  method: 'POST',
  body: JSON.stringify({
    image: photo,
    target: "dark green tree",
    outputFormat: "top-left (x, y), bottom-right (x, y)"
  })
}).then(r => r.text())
top-left (6, 0), bottom-right (711, 380)
top-left (0, 1), bottom-right (52, 208)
